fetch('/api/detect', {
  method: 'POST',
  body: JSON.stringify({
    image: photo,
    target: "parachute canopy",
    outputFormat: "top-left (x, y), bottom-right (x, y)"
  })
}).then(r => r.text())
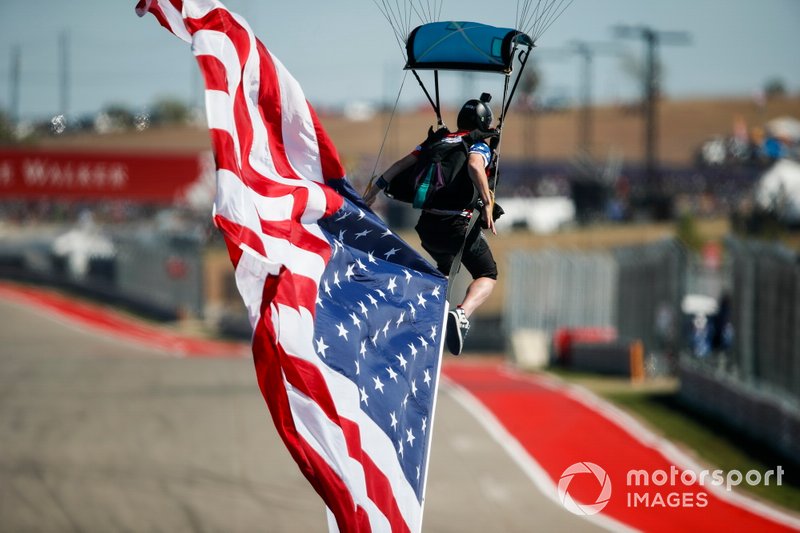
top-left (405, 21), bottom-right (534, 74)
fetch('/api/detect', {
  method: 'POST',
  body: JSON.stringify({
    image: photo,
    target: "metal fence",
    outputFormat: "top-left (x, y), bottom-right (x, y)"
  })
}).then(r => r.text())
top-left (613, 240), bottom-right (686, 354)
top-left (0, 226), bottom-right (204, 320)
top-left (506, 239), bottom-right (687, 358)
top-left (506, 249), bottom-right (618, 334)
top-left (114, 231), bottom-right (204, 318)
top-left (720, 237), bottom-right (800, 400)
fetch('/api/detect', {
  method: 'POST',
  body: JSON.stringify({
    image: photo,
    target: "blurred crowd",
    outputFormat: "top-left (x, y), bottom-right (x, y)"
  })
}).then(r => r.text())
top-left (696, 116), bottom-right (800, 168)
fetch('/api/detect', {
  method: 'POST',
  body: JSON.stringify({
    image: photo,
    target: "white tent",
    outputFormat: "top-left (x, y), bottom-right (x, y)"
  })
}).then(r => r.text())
top-left (766, 116), bottom-right (800, 142)
top-left (755, 158), bottom-right (800, 223)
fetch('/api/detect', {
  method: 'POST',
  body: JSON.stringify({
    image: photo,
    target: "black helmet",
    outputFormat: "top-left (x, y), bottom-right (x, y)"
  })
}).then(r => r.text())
top-left (457, 95), bottom-right (493, 131)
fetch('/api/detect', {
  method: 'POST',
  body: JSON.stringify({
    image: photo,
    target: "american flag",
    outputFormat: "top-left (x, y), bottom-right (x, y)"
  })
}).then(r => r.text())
top-left (136, 1), bottom-right (449, 532)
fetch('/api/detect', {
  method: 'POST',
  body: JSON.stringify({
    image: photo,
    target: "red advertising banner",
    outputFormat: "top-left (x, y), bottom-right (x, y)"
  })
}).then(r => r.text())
top-left (0, 149), bottom-right (213, 204)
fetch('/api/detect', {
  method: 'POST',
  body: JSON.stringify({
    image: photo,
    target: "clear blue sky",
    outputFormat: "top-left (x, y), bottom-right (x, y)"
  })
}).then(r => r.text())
top-left (1, 0), bottom-right (798, 121)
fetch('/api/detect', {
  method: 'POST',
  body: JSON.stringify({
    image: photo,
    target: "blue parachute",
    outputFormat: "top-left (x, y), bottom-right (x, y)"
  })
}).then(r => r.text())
top-left (406, 21), bottom-right (534, 74)
top-left (371, 1), bottom-right (571, 129)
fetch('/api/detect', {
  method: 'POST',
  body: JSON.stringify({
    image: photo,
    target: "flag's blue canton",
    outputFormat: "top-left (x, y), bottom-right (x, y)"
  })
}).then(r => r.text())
top-left (316, 179), bottom-right (448, 500)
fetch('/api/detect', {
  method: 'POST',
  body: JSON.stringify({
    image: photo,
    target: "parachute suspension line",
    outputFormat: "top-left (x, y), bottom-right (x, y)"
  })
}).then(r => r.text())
top-left (489, 70), bottom-right (513, 195)
top-left (501, 47), bottom-right (531, 126)
top-left (410, 69), bottom-right (443, 127)
top-left (534, 0), bottom-right (573, 42)
top-left (411, 0), bottom-right (442, 25)
top-left (433, 70), bottom-right (443, 128)
top-left (372, 0), bottom-right (442, 54)
top-left (516, 0), bottom-right (573, 43)
top-left (366, 70), bottom-right (409, 194)
top-left (372, 0), bottom-right (411, 57)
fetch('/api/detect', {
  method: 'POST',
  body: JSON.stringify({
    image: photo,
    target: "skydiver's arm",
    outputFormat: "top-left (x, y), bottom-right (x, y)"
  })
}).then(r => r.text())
top-left (363, 153), bottom-right (418, 207)
top-left (466, 152), bottom-right (496, 235)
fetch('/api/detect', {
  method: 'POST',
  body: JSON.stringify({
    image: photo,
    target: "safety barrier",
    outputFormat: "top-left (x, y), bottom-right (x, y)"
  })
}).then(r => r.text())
top-left (679, 358), bottom-right (800, 461)
top-left (505, 239), bottom-right (687, 372)
top-left (0, 227), bottom-right (204, 320)
top-left (710, 237), bottom-right (800, 401)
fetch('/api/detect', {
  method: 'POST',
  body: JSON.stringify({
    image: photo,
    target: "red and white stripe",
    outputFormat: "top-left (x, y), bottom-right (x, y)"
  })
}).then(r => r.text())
top-left (137, 1), bottom-right (423, 531)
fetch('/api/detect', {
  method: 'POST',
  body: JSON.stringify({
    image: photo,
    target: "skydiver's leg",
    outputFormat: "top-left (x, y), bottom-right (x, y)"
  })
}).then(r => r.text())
top-left (444, 230), bottom-right (498, 354)
top-left (458, 276), bottom-right (496, 318)
top-left (458, 229), bottom-right (498, 317)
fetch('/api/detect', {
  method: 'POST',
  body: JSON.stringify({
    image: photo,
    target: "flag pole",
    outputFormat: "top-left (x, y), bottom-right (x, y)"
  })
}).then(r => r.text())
top-left (416, 300), bottom-right (450, 533)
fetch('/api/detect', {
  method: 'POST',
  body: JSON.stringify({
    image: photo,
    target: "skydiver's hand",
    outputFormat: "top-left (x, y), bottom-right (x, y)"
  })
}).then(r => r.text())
top-left (363, 185), bottom-right (379, 207)
top-left (363, 175), bottom-right (389, 208)
top-left (482, 203), bottom-right (496, 235)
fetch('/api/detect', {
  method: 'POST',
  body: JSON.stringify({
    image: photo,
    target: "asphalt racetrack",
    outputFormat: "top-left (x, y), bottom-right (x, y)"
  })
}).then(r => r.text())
top-left (0, 291), bottom-right (602, 533)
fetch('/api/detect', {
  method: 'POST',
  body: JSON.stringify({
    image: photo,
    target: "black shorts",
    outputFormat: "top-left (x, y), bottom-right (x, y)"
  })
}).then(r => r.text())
top-left (414, 211), bottom-right (498, 280)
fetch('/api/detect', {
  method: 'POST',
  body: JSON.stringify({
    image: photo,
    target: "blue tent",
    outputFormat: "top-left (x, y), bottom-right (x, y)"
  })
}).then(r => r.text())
top-left (406, 21), bottom-right (534, 74)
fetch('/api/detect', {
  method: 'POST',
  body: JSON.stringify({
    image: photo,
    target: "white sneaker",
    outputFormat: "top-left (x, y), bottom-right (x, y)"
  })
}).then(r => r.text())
top-left (446, 307), bottom-right (470, 355)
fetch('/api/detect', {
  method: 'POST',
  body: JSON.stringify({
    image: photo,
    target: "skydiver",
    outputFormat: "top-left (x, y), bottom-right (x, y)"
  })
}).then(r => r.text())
top-left (362, 96), bottom-right (499, 356)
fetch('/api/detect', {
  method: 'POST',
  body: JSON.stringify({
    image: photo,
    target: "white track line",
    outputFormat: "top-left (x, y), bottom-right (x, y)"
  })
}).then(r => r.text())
top-left (443, 379), bottom-right (639, 533)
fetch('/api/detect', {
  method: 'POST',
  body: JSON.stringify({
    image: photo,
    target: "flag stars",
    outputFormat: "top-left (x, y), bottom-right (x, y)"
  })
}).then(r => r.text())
top-left (431, 285), bottom-right (441, 300)
top-left (397, 439), bottom-right (404, 458)
top-left (416, 465), bottom-right (421, 481)
top-left (356, 209), bottom-right (366, 220)
top-left (358, 300), bottom-right (369, 317)
top-left (417, 293), bottom-right (427, 308)
top-left (406, 428), bottom-right (416, 447)
top-left (356, 258), bottom-right (368, 272)
top-left (382, 320), bottom-right (391, 337)
top-left (395, 311), bottom-right (405, 328)
top-left (333, 271), bottom-right (341, 289)
top-left (387, 366), bottom-right (398, 382)
top-left (360, 386), bottom-right (368, 406)
top-left (350, 312), bottom-right (362, 330)
top-left (408, 302), bottom-right (416, 318)
top-left (402, 393), bottom-right (409, 409)
top-left (367, 251), bottom-right (378, 264)
top-left (323, 279), bottom-right (332, 297)
top-left (390, 411), bottom-right (398, 430)
top-left (370, 330), bottom-right (380, 347)
top-left (338, 229), bottom-right (346, 241)
top-left (359, 340), bottom-right (367, 358)
top-left (375, 289), bottom-right (387, 301)
top-left (336, 322), bottom-right (349, 341)
top-left (411, 379), bottom-right (418, 397)
top-left (381, 228), bottom-right (393, 238)
top-left (345, 263), bottom-right (356, 281)
top-left (384, 247), bottom-right (399, 259)
top-left (396, 353), bottom-right (407, 370)
top-left (424, 368), bottom-right (432, 387)
top-left (387, 276), bottom-right (397, 294)
top-left (403, 269), bottom-right (413, 283)
top-left (373, 375), bottom-right (384, 393)
top-left (355, 229), bottom-right (371, 240)
top-left (315, 337), bottom-right (329, 358)
top-left (430, 325), bottom-right (438, 341)
top-left (408, 343), bottom-right (418, 359)
top-left (355, 359), bottom-right (360, 375)
top-left (367, 293), bottom-right (378, 308)
top-left (418, 336), bottom-right (429, 350)
top-left (421, 416), bottom-right (427, 434)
